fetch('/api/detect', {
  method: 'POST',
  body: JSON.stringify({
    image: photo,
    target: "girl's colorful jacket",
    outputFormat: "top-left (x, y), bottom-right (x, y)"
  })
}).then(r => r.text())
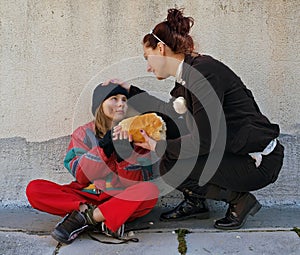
top-left (64, 121), bottom-right (153, 194)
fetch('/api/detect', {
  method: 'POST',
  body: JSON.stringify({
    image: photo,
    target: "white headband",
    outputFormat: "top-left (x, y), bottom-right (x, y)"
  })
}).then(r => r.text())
top-left (149, 30), bottom-right (168, 46)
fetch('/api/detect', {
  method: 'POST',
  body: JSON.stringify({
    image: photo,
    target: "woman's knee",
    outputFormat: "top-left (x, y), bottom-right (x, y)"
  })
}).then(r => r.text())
top-left (260, 144), bottom-right (284, 185)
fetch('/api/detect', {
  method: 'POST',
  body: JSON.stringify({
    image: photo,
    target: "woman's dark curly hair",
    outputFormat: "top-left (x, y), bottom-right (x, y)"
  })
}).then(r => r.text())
top-left (143, 8), bottom-right (195, 54)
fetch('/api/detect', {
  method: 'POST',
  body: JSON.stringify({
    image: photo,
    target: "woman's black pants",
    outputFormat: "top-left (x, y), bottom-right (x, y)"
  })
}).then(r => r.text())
top-left (159, 141), bottom-right (284, 201)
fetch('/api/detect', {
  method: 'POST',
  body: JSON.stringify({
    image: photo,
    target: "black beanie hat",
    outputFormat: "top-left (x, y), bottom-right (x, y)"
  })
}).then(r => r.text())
top-left (92, 83), bottom-right (129, 116)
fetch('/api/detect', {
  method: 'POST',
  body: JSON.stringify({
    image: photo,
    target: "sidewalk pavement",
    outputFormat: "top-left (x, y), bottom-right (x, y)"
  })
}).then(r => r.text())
top-left (0, 204), bottom-right (299, 255)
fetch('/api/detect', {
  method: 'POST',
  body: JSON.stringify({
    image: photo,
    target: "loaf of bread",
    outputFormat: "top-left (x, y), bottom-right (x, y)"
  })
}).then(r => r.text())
top-left (118, 113), bottom-right (166, 142)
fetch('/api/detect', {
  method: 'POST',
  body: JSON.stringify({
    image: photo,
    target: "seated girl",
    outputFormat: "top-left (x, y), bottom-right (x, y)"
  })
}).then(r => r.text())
top-left (26, 83), bottom-right (159, 244)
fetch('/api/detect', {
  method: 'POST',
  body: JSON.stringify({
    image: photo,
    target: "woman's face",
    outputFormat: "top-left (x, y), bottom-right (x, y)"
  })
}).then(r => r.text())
top-left (143, 44), bottom-right (169, 80)
top-left (102, 94), bottom-right (128, 122)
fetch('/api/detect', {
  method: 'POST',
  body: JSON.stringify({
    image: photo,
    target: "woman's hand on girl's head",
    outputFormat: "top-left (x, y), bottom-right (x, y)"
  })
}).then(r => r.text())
top-left (134, 130), bottom-right (157, 151)
top-left (103, 79), bottom-right (131, 91)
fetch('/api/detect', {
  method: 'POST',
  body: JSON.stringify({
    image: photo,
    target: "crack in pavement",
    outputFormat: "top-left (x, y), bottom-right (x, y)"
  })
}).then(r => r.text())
top-left (52, 242), bottom-right (62, 255)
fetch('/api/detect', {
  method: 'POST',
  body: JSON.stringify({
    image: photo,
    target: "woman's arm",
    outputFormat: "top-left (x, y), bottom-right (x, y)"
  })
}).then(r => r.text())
top-left (106, 79), bottom-right (182, 118)
top-left (128, 85), bottom-right (180, 119)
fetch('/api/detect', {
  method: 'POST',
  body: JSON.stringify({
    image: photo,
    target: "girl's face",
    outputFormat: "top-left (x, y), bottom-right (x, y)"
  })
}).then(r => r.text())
top-left (102, 94), bottom-right (128, 122)
top-left (143, 44), bottom-right (169, 80)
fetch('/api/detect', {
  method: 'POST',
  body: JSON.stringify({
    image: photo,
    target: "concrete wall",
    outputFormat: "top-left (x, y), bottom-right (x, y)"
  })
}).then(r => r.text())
top-left (0, 0), bottom-right (299, 207)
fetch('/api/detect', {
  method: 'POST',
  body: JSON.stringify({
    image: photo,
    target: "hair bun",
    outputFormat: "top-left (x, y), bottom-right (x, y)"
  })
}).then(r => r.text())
top-left (167, 8), bottom-right (194, 36)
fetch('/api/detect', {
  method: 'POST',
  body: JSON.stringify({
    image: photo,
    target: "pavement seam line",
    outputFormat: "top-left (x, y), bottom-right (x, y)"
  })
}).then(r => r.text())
top-left (0, 228), bottom-right (50, 236)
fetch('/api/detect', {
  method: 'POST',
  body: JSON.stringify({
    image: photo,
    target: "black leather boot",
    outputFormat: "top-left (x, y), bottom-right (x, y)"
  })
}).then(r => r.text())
top-left (160, 189), bottom-right (210, 221)
top-left (214, 193), bottom-right (261, 230)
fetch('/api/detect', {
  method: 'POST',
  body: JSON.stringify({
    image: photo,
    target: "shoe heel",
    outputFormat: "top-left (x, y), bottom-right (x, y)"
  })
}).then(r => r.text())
top-left (249, 201), bottom-right (262, 216)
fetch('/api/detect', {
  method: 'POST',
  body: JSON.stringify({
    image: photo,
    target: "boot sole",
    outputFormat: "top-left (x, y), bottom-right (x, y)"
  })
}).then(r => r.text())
top-left (51, 230), bottom-right (73, 245)
top-left (160, 211), bottom-right (210, 222)
top-left (51, 225), bottom-right (89, 245)
top-left (214, 201), bottom-right (262, 230)
top-left (249, 201), bottom-right (262, 216)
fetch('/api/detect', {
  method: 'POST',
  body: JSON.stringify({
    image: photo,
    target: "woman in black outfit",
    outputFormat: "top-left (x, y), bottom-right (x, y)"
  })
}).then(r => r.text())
top-left (113, 8), bottom-right (284, 230)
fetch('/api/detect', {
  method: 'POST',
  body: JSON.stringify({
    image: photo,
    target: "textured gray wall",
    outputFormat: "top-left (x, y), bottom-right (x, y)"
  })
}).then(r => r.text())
top-left (0, 0), bottom-right (299, 207)
top-left (1, 0), bottom-right (299, 141)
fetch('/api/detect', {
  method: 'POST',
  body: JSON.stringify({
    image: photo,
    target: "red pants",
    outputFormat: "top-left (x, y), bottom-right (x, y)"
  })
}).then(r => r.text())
top-left (26, 179), bottom-right (159, 232)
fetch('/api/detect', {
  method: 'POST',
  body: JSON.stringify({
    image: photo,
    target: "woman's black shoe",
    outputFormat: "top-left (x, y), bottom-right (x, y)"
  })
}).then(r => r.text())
top-left (214, 193), bottom-right (261, 230)
top-left (160, 198), bottom-right (210, 221)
